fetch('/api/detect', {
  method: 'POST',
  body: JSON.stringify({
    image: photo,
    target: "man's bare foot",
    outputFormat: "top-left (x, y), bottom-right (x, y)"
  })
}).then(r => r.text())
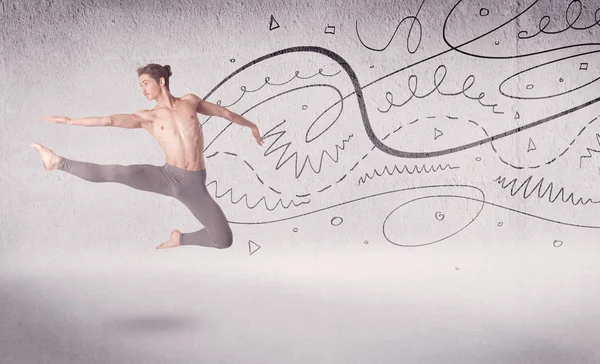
top-left (156, 229), bottom-right (182, 249)
top-left (30, 142), bottom-right (63, 170)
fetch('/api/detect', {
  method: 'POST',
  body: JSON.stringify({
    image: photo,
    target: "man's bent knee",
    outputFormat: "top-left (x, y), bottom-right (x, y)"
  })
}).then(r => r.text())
top-left (215, 231), bottom-right (233, 249)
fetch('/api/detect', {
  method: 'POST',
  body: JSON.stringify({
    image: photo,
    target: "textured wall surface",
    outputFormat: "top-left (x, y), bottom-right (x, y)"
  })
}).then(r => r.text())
top-left (2, 0), bottom-right (600, 363)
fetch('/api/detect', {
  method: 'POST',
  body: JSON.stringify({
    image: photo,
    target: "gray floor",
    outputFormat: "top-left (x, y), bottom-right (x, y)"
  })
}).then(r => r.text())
top-left (1, 242), bottom-right (599, 364)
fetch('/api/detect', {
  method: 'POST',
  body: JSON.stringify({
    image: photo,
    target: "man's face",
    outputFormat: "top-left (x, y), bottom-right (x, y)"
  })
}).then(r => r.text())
top-left (138, 74), bottom-right (161, 100)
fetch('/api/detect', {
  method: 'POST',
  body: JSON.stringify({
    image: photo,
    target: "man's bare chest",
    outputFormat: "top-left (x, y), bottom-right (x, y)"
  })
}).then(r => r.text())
top-left (144, 112), bottom-right (200, 143)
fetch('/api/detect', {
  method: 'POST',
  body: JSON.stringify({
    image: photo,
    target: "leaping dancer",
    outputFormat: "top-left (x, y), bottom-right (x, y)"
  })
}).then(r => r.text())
top-left (31, 64), bottom-right (264, 250)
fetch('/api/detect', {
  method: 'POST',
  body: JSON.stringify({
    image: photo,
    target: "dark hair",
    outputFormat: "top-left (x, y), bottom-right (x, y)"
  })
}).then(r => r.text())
top-left (137, 64), bottom-right (172, 90)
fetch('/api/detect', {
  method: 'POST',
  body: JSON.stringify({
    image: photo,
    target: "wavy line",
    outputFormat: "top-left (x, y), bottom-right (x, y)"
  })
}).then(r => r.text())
top-left (206, 179), bottom-right (311, 211)
top-left (214, 68), bottom-right (342, 109)
top-left (358, 163), bottom-right (460, 185)
top-left (227, 183), bottom-right (600, 230)
top-left (493, 175), bottom-right (600, 206)
top-left (202, 45), bottom-right (600, 159)
top-left (579, 133), bottom-right (600, 167)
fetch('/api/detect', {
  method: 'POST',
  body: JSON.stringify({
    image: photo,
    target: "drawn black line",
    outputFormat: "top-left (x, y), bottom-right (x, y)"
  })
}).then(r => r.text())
top-left (493, 175), bottom-right (600, 205)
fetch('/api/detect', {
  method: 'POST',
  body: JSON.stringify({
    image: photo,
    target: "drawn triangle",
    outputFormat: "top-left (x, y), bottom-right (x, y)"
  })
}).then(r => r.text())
top-left (269, 15), bottom-right (280, 30)
top-left (434, 128), bottom-right (443, 140)
top-left (514, 111), bottom-right (520, 119)
top-left (248, 240), bottom-right (261, 255)
top-left (527, 138), bottom-right (537, 152)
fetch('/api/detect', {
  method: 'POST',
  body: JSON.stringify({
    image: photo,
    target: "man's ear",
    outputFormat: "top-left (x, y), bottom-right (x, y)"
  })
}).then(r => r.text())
top-left (159, 77), bottom-right (165, 87)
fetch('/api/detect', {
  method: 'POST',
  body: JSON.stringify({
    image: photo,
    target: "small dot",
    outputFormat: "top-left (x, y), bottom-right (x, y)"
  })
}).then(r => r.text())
top-left (494, 41), bottom-right (499, 45)
top-left (497, 221), bottom-right (503, 227)
top-left (476, 157), bottom-right (482, 161)
top-left (293, 228), bottom-right (298, 232)
top-left (230, 58), bottom-right (236, 63)
top-left (369, 65), bottom-right (374, 68)
top-left (364, 240), bottom-right (369, 244)
top-left (302, 105), bottom-right (308, 110)
top-left (559, 77), bottom-right (564, 82)
top-left (526, 84), bottom-right (534, 90)
top-left (455, 266), bottom-right (460, 270)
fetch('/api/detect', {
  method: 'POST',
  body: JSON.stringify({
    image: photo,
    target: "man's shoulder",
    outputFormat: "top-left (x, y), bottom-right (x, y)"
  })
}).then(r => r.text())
top-left (181, 93), bottom-right (203, 103)
top-left (134, 109), bottom-right (155, 124)
top-left (134, 109), bottom-right (153, 117)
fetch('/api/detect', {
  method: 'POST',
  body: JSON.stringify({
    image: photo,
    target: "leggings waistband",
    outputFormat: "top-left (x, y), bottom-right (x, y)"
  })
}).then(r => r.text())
top-left (163, 163), bottom-right (206, 174)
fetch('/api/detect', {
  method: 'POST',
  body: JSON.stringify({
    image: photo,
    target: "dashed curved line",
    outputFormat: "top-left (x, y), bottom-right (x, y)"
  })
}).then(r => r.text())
top-left (493, 175), bottom-right (600, 206)
top-left (492, 117), bottom-right (598, 169)
top-left (208, 133), bottom-right (355, 201)
top-left (405, 115), bottom-right (598, 170)
top-left (579, 133), bottom-right (600, 167)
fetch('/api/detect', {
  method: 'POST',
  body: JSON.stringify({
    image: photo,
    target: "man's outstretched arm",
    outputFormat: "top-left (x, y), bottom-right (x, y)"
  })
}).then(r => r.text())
top-left (42, 111), bottom-right (148, 129)
top-left (42, 115), bottom-right (110, 127)
top-left (195, 96), bottom-right (264, 145)
top-left (196, 98), bottom-right (254, 127)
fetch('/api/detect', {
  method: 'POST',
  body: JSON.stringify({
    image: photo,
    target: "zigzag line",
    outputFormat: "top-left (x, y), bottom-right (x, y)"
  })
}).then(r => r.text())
top-left (358, 163), bottom-right (460, 185)
top-left (262, 119), bottom-right (354, 178)
top-left (493, 175), bottom-right (600, 206)
top-left (206, 179), bottom-right (311, 211)
top-left (579, 133), bottom-right (600, 167)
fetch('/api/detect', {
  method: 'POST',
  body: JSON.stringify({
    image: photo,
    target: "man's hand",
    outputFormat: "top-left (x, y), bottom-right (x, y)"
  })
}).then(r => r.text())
top-left (43, 116), bottom-right (71, 124)
top-left (251, 124), bottom-right (264, 146)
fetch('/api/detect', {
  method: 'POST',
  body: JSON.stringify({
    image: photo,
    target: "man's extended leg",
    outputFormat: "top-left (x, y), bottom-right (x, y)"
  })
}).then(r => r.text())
top-left (57, 157), bottom-right (173, 196)
top-left (31, 142), bottom-right (172, 195)
top-left (171, 170), bottom-right (233, 249)
top-left (32, 143), bottom-right (183, 248)
top-left (177, 189), bottom-right (233, 249)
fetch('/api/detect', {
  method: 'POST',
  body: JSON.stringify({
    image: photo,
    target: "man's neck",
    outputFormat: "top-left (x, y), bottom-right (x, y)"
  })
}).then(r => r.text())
top-left (155, 91), bottom-right (177, 109)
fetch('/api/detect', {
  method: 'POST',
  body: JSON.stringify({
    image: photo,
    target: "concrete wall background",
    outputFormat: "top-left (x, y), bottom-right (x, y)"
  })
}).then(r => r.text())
top-left (2, 0), bottom-right (600, 254)
top-left (2, 1), bottom-right (600, 363)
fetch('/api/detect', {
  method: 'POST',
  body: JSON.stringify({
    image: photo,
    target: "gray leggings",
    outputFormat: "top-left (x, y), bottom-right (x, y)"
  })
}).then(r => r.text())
top-left (57, 157), bottom-right (233, 249)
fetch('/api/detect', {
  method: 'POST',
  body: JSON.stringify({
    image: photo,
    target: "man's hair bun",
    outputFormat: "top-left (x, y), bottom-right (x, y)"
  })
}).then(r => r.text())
top-left (164, 65), bottom-right (172, 77)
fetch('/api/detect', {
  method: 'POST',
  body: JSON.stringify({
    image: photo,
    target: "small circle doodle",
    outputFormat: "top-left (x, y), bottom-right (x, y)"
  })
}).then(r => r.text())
top-left (331, 216), bottom-right (343, 226)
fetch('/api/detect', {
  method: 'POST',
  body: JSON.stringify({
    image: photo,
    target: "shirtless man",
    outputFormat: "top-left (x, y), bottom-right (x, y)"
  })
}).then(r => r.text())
top-left (30, 63), bottom-right (264, 250)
